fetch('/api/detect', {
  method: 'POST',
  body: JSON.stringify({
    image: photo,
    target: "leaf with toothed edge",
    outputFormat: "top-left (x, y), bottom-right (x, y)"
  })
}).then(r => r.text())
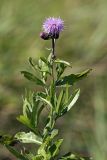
top-left (15, 131), bottom-right (42, 145)
top-left (56, 69), bottom-right (92, 86)
top-left (21, 71), bottom-right (45, 86)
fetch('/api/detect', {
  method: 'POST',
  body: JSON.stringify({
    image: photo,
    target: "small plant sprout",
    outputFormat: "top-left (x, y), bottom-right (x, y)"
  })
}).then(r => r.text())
top-left (0, 17), bottom-right (92, 160)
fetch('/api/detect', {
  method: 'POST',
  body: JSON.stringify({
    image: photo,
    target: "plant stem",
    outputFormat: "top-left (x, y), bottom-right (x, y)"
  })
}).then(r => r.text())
top-left (51, 38), bottom-right (56, 59)
top-left (50, 38), bottom-right (56, 130)
top-left (51, 38), bottom-right (56, 83)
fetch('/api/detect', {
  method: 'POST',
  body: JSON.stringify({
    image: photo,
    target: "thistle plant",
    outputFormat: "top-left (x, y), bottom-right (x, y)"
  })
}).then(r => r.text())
top-left (0, 17), bottom-right (92, 160)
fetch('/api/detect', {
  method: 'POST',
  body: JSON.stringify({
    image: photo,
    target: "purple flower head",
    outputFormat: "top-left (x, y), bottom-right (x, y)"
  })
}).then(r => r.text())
top-left (42, 17), bottom-right (64, 39)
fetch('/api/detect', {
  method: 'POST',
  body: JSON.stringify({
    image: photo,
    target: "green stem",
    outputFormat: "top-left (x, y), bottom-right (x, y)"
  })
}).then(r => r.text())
top-left (44, 39), bottom-right (57, 137)
top-left (50, 38), bottom-right (56, 130)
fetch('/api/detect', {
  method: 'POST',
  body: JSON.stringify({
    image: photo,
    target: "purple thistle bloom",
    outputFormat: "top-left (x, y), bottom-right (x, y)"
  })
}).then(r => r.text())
top-left (42, 17), bottom-right (64, 39)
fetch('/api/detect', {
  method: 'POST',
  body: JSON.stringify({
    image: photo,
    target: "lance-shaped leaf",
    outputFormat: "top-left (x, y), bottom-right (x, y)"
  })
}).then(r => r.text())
top-left (43, 129), bottom-right (58, 141)
top-left (50, 129), bottom-right (59, 139)
top-left (29, 57), bottom-right (37, 71)
top-left (17, 115), bottom-right (35, 132)
top-left (56, 69), bottom-right (92, 86)
top-left (15, 131), bottom-right (42, 145)
top-left (38, 57), bottom-right (51, 73)
top-left (21, 71), bottom-right (45, 86)
top-left (40, 57), bottom-right (51, 67)
top-left (59, 152), bottom-right (90, 160)
top-left (36, 104), bottom-right (45, 126)
top-left (48, 139), bottom-right (63, 158)
top-left (23, 97), bottom-right (32, 117)
top-left (37, 96), bottom-right (53, 108)
top-left (56, 90), bottom-right (65, 113)
top-left (54, 59), bottom-right (72, 67)
top-left (49, 82), bottom-right (56, 107)
top-left (60, 89), bottom-right (80, 116)
top-left (67, 89), bottom-right (80, 111)
top-left (6, 145), bottom-right (29, 160)
top-left (17, 115), bottom-right (41, 136)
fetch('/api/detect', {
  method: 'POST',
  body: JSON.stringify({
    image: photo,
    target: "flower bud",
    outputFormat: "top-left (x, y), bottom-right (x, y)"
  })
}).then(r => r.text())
top-left (40, 32), bottom-right (50, 40)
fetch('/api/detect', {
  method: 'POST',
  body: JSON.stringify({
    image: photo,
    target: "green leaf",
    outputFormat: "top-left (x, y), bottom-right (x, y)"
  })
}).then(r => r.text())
top-left (32, 155), bottom-right (44, 160)
top-left (56, 90), bottom-right (65, 113)
top-left (0, 133), bottom-right (17, 146)
top-left (56, 63), bottom-right (66, 80)
top-left (49, 82), bottom-right (56, 107)
top-left (31, 100), bottom-right (39, 127)
top-left (59, 89), bottom-right (80, 117)
top-left (21, 71), bottom-right (45, 86)
top-left (17, 115), bottom-right (34, 131)
top-left (15, 131), bottom-right (42, 145)
top-left (67, 89), bottom-right (80, 111)
top-left (33, 92), bottom-right (46, 126)
top-left (59, 153), bottom-right (89, 160)
top-left (23, 97), bottom-right (32, 117)
top-left (6, 145), bottom-right (29, 160)
top-left (47, 53), bottom-right (52, 64)
top-left (54, 59), bottom-right (72, 67)
top-left (44, 129), bottom-right (59, 142)
top-left (56, 69), bottom-right (92, 86)
top-left (50, 129), bottom-right (58, 139)
top-left (37, 142), bottom-right (47, 159)
top-left (38, 129), bottom-right (58, 160)
top-left (65, 84), bottom-right (69, 103)
top-left (40, 57), bottom-right (48, 65)
top-left (37, 96), bottom-right (53, 108)
top-left (48, 139), bottom-right (63, 158)
top-left (25, 152), bottom-right (34, 160)
top-left (38, 58), bottom-right (51, 73)
top-left (36, 104), bottom-right (45, 126)
top-left (17, 115), bottom-right (40, 135)
top-left (43, 116), bottom-right (51, 136)
top-left (29, 57), bottom-right (37, 71)
top-left (55, 59), bottom-right (72, 80)
top-left (22, 91), bottom-right (44, 133)
top-left (38, 130), bottom-right (58, 159)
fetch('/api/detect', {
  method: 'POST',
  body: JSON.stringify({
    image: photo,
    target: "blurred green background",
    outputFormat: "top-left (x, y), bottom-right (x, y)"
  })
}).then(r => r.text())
top-left (0, 0), bottom-right (107, 159)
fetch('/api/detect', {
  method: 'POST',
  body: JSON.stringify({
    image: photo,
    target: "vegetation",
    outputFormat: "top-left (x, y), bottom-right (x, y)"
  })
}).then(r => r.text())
top-left (0, 18), bottom-right (92, 159)
top-left (0, 0), bottom-right (107, 160)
